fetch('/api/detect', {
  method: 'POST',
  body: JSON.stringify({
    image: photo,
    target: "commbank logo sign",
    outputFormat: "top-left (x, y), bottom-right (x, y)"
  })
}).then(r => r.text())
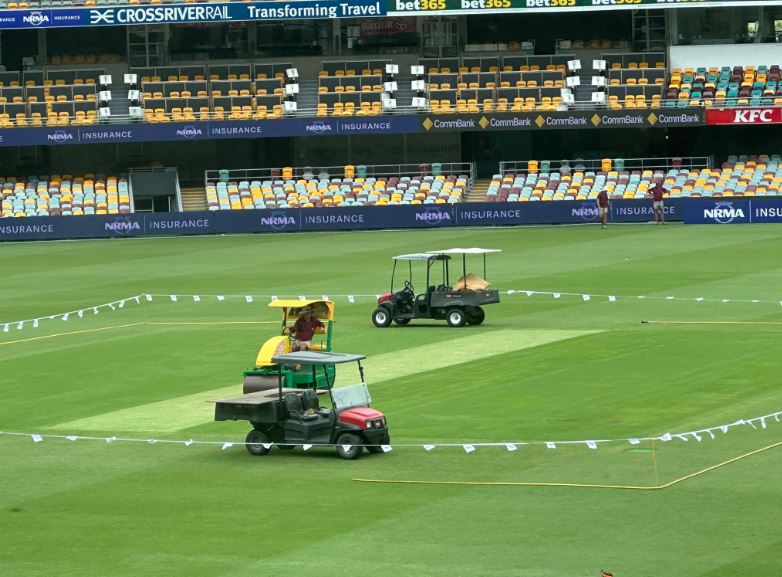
top-left (703, 201), bottom-right (745, 224)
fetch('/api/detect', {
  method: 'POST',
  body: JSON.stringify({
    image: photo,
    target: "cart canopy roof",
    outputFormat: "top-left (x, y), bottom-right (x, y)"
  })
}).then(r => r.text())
top-left (426, 248), bottom-right (502, 255)
top-left (268, 299), bottom-right (334, 320)
top-left (272, 351), bottom-right (366, 366)
top-left (392, 253), bottom-right (442, 261)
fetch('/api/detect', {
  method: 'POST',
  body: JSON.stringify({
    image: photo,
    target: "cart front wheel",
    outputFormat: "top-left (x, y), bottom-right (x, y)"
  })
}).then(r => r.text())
top-left (336, 433), bottom-right (364, 459)
top-left (372, 308), bottom-right (393, 328)
top-left (366, 434), bottom-right (390, 454)
top-left (446, 308), bottom-right (466, 327)
top-left (245, 430), bottom-right (270, 456)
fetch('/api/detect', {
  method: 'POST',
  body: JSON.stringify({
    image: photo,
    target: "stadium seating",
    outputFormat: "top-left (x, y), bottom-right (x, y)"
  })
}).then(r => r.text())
top-left (663, 64), bottom-right (782, 108)
top-left (0, 69), bottom-right (105, 127)
top-left (0, 175), bottom-right (130, 217)
top-left (424, 55), bottom-right (571, 113)
top-left (133, 63), bottom-right (294, 121)
top-left (204, 169), bottom-right (468, 210)
top-left (317, 60), bottom-right (389, 117)
top-left (486, 154), bottom-right (782, 202)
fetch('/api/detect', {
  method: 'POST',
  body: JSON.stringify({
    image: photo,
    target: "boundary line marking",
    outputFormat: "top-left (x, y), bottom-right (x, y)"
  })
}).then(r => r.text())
top-left (642, 320), bottom-right (782, 326)
top-left (353, 440), bottom-right (782, 491)
top-left (0, 320), bottom-right (277, 347)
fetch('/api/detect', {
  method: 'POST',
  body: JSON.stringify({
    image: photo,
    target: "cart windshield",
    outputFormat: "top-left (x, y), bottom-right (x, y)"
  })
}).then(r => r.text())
top-left (331, 383), bottom-right (372, 410)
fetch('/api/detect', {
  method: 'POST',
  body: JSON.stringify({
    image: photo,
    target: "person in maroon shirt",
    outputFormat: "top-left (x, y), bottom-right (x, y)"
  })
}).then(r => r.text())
top-left (648, 178), bottom-right (668, 224)
top-left (290, 306), bottom-right (324, 352)
top-left (596, 189), bottom-right (610, 229)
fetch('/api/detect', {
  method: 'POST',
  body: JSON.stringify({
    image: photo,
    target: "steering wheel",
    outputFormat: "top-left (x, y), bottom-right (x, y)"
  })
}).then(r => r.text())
top-left (404, 280), bottom-right (415, 294)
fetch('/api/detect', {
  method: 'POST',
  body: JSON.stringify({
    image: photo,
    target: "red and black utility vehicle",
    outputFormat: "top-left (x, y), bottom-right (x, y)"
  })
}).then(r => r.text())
top-left (213, 351), bottom-right (389, 460)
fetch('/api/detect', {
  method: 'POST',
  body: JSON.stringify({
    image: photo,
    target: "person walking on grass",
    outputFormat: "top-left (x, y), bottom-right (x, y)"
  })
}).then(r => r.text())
top-left (596, 188), bottom-right (610, 229)
top-left (648, 178), bottom-right (668, 224)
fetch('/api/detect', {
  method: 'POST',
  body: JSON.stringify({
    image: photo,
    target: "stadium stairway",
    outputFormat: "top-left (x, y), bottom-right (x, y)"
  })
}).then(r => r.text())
top-left (298, 80), bottom-right (319, 113)
top-left (393, 73), bottom-right (416, 109)
top-left (466, 178), bottom-right (491, 202)
top-left (109, 87), bottom-right (130, 122)
top-left (180, 186), bottom-right (207, 211)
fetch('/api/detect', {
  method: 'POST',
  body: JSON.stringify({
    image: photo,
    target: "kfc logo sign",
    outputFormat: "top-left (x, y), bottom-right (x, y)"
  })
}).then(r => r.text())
top-left (707, 108), bottom-right (781, 125)
top-left (733, 109), bottom-right (773, 123)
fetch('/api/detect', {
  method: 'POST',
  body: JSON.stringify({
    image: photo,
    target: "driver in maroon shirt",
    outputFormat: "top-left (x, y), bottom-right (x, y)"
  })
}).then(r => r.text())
top-left (291, 306), bottom-right (324, 352)
top-left (596, 189), bottom-right (610, 229)
top-left (648, 178), bottom-right (668, 224)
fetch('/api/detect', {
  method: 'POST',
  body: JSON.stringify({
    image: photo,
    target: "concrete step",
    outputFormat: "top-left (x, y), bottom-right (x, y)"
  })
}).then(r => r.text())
top-left (465, 178), bottom-right (491, 202)
top-left (180, 187), bottom-right (207, 212)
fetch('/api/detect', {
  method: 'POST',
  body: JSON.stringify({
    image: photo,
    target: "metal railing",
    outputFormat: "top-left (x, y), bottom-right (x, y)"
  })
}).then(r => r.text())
top-left (205, 162), bottom-right (476, 187)
top-left (0, 98), bottom-right (778, 127)
top-left (498, 156), bottom-right (713, 175)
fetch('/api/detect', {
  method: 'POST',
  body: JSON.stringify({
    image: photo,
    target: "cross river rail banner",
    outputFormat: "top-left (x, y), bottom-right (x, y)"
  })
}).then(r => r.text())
top-left (0, 0), bottom-right (780, 29)
top-left (0, 0), bottom-right (384, 30)
top-left (0, 110), bottom-right (705, 148)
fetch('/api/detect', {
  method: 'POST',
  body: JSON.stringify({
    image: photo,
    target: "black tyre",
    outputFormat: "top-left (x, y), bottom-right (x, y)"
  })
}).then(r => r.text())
top-left (466, 307), bottom-right (485, 326)
top-left (446, 308), bottom-right (466, 327)
top-left (336, 433), bottom-right (364, 460)
top-left (245, 430), bottom-right (270, 456)
top-left (366, 434), bottom-right (390, 454)
top-left (372, 307), bottom-right (393, 328)
top-left (394, 318), bottom-right (411, 325)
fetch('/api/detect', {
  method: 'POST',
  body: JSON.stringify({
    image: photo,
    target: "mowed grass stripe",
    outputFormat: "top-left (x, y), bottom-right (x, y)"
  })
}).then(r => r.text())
top-left (50, 328), bottom-right (598, 434)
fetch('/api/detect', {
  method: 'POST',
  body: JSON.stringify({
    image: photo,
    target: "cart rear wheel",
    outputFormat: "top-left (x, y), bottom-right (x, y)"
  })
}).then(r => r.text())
top-left (245, 430), bottom-right (270, 456)
top-left (466, 306), bottom-right (485, 326)
top-left (367, 434), bottom-right (390, 454)
top-left (372, 308), bottom-right (392, 328)
top-left (446, 308), bottom-right (466, 327)
top-left (394, 318), bottom-right (411, 325)
top-left (336, 433), bottom-right (364, 459)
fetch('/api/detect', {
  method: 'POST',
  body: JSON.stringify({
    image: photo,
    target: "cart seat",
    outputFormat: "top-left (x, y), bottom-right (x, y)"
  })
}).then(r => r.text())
top-left (285, 393), bottom-right (317, 421)
top-left (303, 388), bottom-right (331, 417)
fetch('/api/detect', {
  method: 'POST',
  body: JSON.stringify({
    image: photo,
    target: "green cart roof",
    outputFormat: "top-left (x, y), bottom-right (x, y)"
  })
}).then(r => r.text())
top-left (271, 351), bottom-right (366, 365)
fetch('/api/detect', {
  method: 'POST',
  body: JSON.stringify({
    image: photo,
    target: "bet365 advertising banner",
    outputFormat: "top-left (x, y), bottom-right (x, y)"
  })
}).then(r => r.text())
top-left (389, 0), bottom-right (781, 15)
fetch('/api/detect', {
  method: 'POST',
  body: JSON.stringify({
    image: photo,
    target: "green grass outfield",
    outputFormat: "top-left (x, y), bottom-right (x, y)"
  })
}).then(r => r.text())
top-left (1, 224), bottom-right (782, 577)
